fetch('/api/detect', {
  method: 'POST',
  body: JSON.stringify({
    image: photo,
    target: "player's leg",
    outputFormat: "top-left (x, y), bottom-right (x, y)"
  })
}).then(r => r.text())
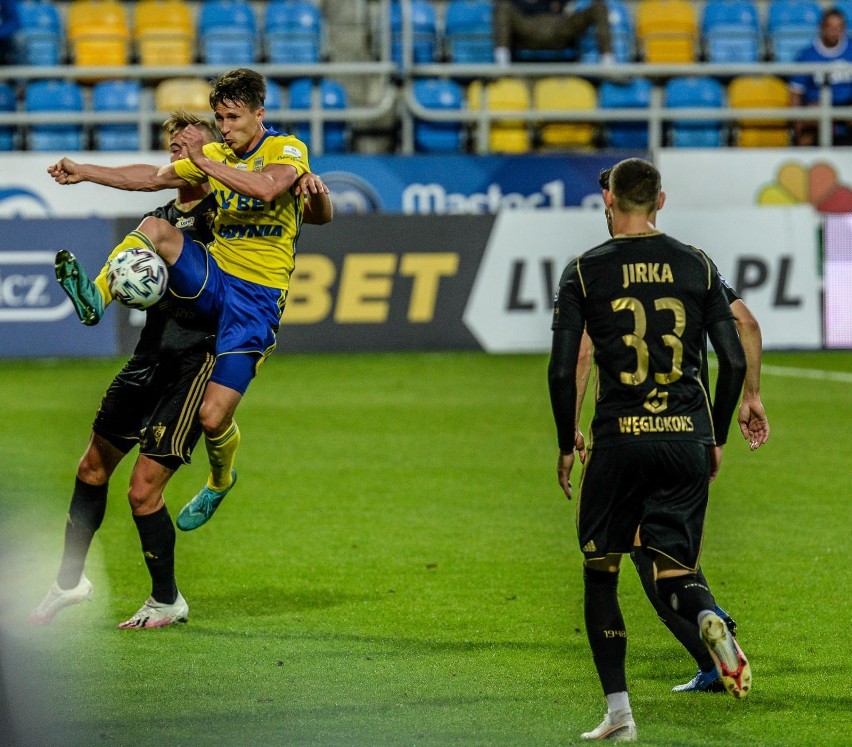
top-left (577, 447), bottom-right (641, 741)
top-left (28, 434), bottom-right (124, 624)
top-left (642, 442), bottom-right (751, 700)
top-left (629, 535), bottom-right (733, 692)
top-left (118, 455), bottom-right (188, 630)
top-left (111, 216), bottom-right (187, 267)
top-left (581, 554), bottom-right (637, 741)
top-left (177, 279), bottom-right (284, 530)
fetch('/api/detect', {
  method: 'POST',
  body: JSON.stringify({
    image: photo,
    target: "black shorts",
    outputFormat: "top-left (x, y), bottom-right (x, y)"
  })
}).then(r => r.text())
top-left (577, 440), bottom-right (711, 570)
top-left (93, 348), bottom-right (215, 471)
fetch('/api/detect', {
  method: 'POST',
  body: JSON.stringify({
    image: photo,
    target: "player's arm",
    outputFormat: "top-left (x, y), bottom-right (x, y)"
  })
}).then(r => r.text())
top-left (730, 299), bottom-right (770, 450)
top-left (296, 173), bottom-right (333, 225)
top-left (705, 317), bottom-right (747, 481)
top-left (47, 158), bottom-right (186, 191)
top-left (573, 330), bottom-right (593, 462)
top-left (548, 326), bottom-right (583, 500)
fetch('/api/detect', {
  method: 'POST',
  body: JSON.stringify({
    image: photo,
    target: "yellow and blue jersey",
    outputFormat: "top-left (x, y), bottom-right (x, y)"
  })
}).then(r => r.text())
top-left (173, 130), bottom-right (310, 290)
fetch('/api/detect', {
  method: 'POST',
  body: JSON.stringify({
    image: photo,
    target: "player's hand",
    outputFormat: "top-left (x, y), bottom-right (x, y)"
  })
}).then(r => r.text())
top-left (708, 445), bottom-right (723, 482)
top-left (47, 158), bottom-right (83, 185)
top-left (575, 429), bottom-right (587, 464)
top-left (294, 172), bottom-right (329, 197)
top-left (557, 450), bottom-right (575, 500)
top-left (174, 125), bottom-right (206, 164)
top-left (738, 396), bottom-right (770, 451)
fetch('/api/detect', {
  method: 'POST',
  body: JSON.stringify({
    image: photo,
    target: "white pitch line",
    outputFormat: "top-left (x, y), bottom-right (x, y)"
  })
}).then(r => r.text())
top-left (707, 359), bottom-right (852, 383)
top-left (761, 364), bottom-right (852, 384)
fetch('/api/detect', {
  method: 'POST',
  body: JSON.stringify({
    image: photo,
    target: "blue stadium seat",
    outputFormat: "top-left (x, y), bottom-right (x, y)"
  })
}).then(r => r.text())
top-left (444, 0), bottom-right (493, 63)
top-left (289, 78), bottom-right (348, 153)
top-left (263, 79), bottom-right (286, 131)
top-left (265, 1), bottom-right (323, 64)
top-left (0, 83), bottom-right (16, 151)
top-left (199, 0), bottom-right (257, 65)
top-left (702, 0), bottom-right (761, 63)
top-left (390, 0), bottom-right (438, 64)
top-left (576, 0), bottom-right (634, 63)
top-left (665, 76), bottom-right (726, 147)
top-left (412, 78), bottom-right (465, 153)
top-left (25, 79), bottom-right (85, 151)
top-left (599, 78), bottom-right (652, 148)
top-left (767, 0), bottom-right (822, 62)
top-left (15, 0), bottom-right (62, 66)
top-left (92, 79), bottom-right (141, 151)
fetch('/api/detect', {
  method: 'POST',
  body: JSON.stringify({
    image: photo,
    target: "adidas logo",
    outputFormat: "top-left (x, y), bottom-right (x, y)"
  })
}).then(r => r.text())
top-left (582, 540), bottom-right (597, 553)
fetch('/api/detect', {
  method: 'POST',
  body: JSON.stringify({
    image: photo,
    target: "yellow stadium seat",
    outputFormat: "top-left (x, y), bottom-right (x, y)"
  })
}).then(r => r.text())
top-left (636, 0), bottom-right (698, 62)
top-left (468, 78), bottom-right (531, 153)
top-left (533, 76), bottom-right (598, 150)
top-left (134, 0), bottom-right (196, 66)
top-left (155, 78), bottom-right (211, 113)
top-left (67, 0), bottom-right (130, 67)
top-left (729, 75), bottom-right (790, 147)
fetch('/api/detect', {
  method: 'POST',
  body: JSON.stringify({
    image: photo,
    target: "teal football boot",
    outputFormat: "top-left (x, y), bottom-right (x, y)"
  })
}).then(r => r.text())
top-left (55, 250), bottom-right (104, 326)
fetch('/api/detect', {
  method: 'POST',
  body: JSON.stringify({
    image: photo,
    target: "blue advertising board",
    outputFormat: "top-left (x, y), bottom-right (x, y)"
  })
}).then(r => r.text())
top-left (311, 153), bottom-right (637, 214)
top-left (0, 220), bottom-right (117, 358)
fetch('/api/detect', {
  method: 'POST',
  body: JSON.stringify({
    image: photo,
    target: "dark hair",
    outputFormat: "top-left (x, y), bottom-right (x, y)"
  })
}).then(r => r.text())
top-left (162, 109), bottom-right (220, 143)
top-left (598, 167), bottom-right (611, 190)
top-left (209, 68), bottom-right (266, 112)
top-left (609, 158), bottom-right (661, 214)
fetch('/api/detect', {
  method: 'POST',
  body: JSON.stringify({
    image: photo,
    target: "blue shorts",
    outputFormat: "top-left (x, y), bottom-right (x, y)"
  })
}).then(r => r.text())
top-left (168, 235), bottom-right (287, 394)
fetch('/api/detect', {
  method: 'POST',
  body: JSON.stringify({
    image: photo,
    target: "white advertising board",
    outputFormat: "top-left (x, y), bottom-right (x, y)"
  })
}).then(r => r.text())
top-left (463, 206), bottom-right (821, 352)
top-left (0, 152), bottom-right (168, 217)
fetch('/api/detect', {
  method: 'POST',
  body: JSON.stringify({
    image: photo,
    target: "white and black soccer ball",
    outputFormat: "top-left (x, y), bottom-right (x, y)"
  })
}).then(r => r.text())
top-left (107, 247), bottom-right (168, 309)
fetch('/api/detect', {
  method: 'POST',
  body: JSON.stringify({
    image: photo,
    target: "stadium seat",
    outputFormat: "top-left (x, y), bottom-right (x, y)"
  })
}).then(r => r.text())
top-left (766, 0), bottom-right (822, 62)
top-left (289, 78), bottom-right (349, 153)
top-left (25, 79), bottom-right (85, 151)
top-left (412, 78), bottom-right (465, 153)
top-left (701, 0), bottom-right (761, 63)
top-left (576, 0), bottom-right (635, 63)
top-left (635, 0), bottom-right (698, 62)
top-left (665, 76), bottom-right (726, 147)
top-left (0, 83), bottom-right (16, 150)
top-left (155, 78), bottom-right (211, 113)
top-left (134, 0), bottom-right (195, 67)
top-left (265, 1), bottom-right (323, 64)
top-left (729, 75), bottom-right (790, 147)
top-left (15, 0), bottom-right (63, 66)
top-left (533, 76), bottom-right (598, 149)
top-left (443, 0), bottom-right (493, 64)
top-left (198, 0), bottom-right (257, 65)
top-left (92, 79), bottom-right (141, 151)
top-left (467, 77), bottom-right (531, 153)
top-left (66, 0), bottom-right (130, 68)
top-left (263, 79), bottom-right (286, 132)
top-left (599, 78), bottom-right (652, 148)
top-left (389, 0), bottom-right (438, 65)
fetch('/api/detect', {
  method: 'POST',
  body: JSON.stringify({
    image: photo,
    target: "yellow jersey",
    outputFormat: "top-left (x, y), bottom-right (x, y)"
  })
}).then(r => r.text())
top-left (173, 131), bottom-right (310, 289)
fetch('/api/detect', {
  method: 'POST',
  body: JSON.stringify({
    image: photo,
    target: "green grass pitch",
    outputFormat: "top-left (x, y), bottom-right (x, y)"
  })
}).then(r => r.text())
top-left (0, 351), bottom-right (849, 746)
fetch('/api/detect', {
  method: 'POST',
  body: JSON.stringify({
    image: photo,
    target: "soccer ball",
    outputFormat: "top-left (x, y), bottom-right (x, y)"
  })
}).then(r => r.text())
top-left (107, 247), bottom-right (168, 309)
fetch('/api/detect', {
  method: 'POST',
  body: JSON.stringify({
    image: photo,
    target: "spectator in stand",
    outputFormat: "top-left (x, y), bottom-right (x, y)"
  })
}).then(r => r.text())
top-left (789, 7), bottom-right (852, 146)
top-left (0, 0), bottom-right (20, 64)
top-left (493, 0), bottom-right (614, 66)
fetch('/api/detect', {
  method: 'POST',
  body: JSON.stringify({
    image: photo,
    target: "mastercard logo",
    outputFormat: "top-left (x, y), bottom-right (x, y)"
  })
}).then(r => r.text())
top-left (758, 161), bottom-right (852, 213)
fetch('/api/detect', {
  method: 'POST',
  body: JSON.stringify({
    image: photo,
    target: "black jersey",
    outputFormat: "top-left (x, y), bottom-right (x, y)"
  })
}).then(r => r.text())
top-left (552, 232), bottom-right (734, 447)
top-left (133, 193), bottom-right (219, 357)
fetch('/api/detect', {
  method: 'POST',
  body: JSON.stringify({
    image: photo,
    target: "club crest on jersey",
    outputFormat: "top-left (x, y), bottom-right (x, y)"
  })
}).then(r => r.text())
top-left (253, 157), bottom-right (264, 171)
top-left (622, 262), bottom-right (673, 288)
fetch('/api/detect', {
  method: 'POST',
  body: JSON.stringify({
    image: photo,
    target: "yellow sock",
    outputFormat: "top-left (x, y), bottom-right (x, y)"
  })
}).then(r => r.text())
top-left (95, 230), bottom-right (158, 303)
top-left (205, 422), bottom-right (240, 491)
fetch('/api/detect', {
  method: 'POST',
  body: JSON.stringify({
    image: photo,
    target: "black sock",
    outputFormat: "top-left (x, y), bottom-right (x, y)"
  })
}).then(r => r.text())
top-left (133, 506), bottom-right (177, 605)
top-left (584, 567), bottom-right (627, 695)
top-left (630, 549), bottom-right (715, 671)
top-left (655, 573), bottom-right (717, 636)
top-left (57, 478), bottom-right (108, 589)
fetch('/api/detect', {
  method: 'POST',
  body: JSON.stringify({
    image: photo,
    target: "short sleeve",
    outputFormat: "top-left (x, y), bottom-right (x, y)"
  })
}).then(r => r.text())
top-left (172, 156), bottom-right (207, 186)
top-left (269, 137), bottom-right (310, 177)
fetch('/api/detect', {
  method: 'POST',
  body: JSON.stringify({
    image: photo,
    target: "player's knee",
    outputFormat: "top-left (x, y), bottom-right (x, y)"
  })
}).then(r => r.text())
top-left (126, 480), bottom-right (162, 514)
top-left (76, 451), bottom-right (109, 485)
top-left (137, 216), bottom-right (182, 264)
